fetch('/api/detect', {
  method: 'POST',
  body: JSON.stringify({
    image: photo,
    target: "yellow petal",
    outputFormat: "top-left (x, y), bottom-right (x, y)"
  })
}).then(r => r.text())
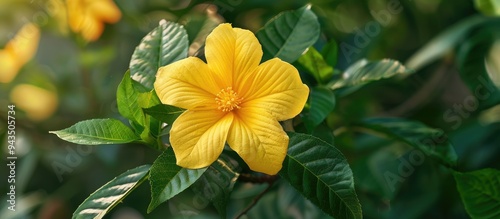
top-left (10, 84), bottom-right (58, 121)
top-left (205, 23), bottom-right (263, 88)
top-left (67, 0), bottom-right (84, 32)
top-left (170, 110), bottom-right (233, 169)
top-left (155, 57), bottom-right (225, 110)
top-left (80, 15), bottom-right (105, 41)
top-left (228, 107), bottom-right (288, 175)
top-left (240, 58), bottom-right (309, 121)
top-left (89, 0), bottom-right (122, 23)
top-left (6, 23), bottom-right (40, 65)
top-left (0, 51), bottom-right (20, 83)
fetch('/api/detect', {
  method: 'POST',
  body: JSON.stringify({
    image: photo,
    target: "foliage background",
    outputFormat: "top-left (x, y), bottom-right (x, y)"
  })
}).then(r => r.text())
top-left (0, 0), bottom-right (499, 218)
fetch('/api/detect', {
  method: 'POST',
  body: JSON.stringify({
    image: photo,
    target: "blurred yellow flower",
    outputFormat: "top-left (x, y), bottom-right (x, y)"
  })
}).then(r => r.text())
top-left (0, 23), bottom-right (40, 83)
top-left (154, 24), bottom-right (309, 175)
top-left (67, 0), bottom-right (122, 41)
top-left (10, 84), bottom-right (59, 121)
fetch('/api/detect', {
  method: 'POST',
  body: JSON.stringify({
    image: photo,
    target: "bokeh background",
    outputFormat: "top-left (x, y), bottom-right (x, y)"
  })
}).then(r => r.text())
top-left (1, 0), bottom-right (499, 218)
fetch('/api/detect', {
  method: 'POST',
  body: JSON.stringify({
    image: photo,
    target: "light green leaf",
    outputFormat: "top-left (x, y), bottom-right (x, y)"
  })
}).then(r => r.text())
top-left (358, 118), bottom-right (458, 168)
top-left (298, 47), bottom-right (334, 84)
top-left (117, 70), bottom-right (162, 147)
top-left (301, 87), bottom-right (336, 132)
top-left (130, 20), bottom-right (189, 90)
top-left (72, 165), bottom-right (150, 219)
top-left (117, 71), bottom-right (144, 125)
top-left (475, 0), bottom-right (500, 16)
top-left (454, 168), bottom-right (500, 219)
top-left (143, 104), bottom-right (185, 125)
top-left (280, 132), bottom-right (362, 219)
top-left (405, 15), bottom-right (490, 70)
top-left (192, 155), bottom-right (240, 218)
top-left (256, 4), bottom-right (320, 63)
top-left (148, 148), bottom-right (207, 213)
top-left (50, 119), bottom-right (139, 145)
top-left (330, 59), bottom-right (411, 92)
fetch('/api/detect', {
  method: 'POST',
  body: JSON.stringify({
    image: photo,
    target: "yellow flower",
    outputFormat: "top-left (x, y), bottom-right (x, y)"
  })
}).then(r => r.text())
top-left (67, 0), bottom-right (122, 41)
top-left (0, 23), bottom-right (40, 83)
top-left (154, 23), bottom-right (309, 175)
top-left (10, 84), bottom-right (58, 121)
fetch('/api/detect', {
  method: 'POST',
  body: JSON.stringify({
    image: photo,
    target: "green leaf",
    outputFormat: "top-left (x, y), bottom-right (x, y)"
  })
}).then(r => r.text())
top-left (148, 148), bottom-right (207, 213)
top-left (329, 59), bottom-right (411, 92)
top-left (301, 87), bottom-right (336, 132)
top-left (117, 71), bottom-right (144, 125)
top-left (72, 165), bottom-right (150, 219)
top-left (298, 47), bottom-right (334, 84)
top-left (405, 15), bottom-right (491, 70)
top-left (358, 118), bottom-right (458, 168)
top-left (117, 71), bottom-right (162, 147)
top-left (256, 4), bottom-right (320, 63)
top-left (192, 155), bottom-right (240, 218)
top-left (143, 104), bottom-right (185, 125)
top-left (321, 40), bottom-right (338, 68)
top-left (457, 25), bottom-right (500, 109)
top-left (280, 132), bottom-right (362, 219)
top-left (454, 168), bottom-right (500, 219)
top-left (475, 0), bottom-right (500, 16)
top-left (50, 119), bottom-right (139, 145)
top-left (129, 19), bottom-right (189, 90)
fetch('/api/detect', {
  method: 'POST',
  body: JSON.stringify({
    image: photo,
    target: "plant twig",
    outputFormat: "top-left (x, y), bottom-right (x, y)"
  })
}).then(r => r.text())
top-left (234, 176), bottom-right (277, 219)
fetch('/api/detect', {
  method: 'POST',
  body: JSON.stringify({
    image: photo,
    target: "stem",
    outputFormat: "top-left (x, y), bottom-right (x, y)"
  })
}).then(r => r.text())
top-left (238, 173), bottom-right (277, 184)
top-left (234, 176), bottom-right (277, 219)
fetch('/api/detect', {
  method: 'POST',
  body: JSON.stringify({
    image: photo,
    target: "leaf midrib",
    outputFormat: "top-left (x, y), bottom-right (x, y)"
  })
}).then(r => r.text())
top-left (286, 146), bottom-right (359, 218)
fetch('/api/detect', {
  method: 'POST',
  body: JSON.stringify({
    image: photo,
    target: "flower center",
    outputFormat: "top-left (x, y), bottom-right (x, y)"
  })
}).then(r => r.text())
top-left (215, 87), bottom-right (242, 112)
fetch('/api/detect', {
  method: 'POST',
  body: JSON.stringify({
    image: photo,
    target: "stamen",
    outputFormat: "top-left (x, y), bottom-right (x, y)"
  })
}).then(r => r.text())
top-left (215, 87), bottom-right (242, 112)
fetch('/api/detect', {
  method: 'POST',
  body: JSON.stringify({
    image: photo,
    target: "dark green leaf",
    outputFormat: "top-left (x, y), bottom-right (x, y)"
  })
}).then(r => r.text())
top-left (280, 132), bottom-right (362, 219)
top-left (330, 59), bottom-right (411, 92)
top-left (181, 7), bottom-right (222, 56)
top-left (130, 20), bottom-right (188, 90)
top-left (256, 4), bottom-right (320, 63)
top-left (457, 25), bottom-right (500, 109)
top-left (298, 47), bottom-right (334, 84)
top-left (143, 104), bottom-right (185, 125)
top-left (50, 119), bottom-right (139, 145)
top-left (405, 15), bottom-right (491, 70)
top-left (148, 148), bottom-right (207, 213)
top-left (72, 165), bottom-right (150, 219)
top-left (301, 87), bottom-right (336, 132)
top-left (321, 40), bottom-right (338, 68)
top-left (474, 0), bottom-right (500, 16)
top-left (358, 118), bottom-right (458, 167)
top-left (454, 169), bottom-right (500, 219)
top-left (192, 155), bottom-right (240, 218)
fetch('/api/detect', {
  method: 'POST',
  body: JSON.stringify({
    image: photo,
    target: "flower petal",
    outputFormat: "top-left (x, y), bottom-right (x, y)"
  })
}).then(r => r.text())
top-left (240, 58), bottom-right (309, 121)
top-left (205, 23), bottom-right (263, 88)
top-left (170, 110), bottom-right (233, 169)
top-left (155, 57), bottom-right (224, 110)
top-left (89, 0), bottom-right (122, 23)
top-left (227, 107), bottom-right (288, 175)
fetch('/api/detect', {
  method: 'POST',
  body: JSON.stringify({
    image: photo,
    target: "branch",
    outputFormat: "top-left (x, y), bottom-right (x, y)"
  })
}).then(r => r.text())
top-left (234, 176), bottom-right (277, 219)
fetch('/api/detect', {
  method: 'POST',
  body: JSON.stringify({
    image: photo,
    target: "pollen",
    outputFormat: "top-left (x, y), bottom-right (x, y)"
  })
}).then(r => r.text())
top-left (215, 87), bottom-right (242, 112)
